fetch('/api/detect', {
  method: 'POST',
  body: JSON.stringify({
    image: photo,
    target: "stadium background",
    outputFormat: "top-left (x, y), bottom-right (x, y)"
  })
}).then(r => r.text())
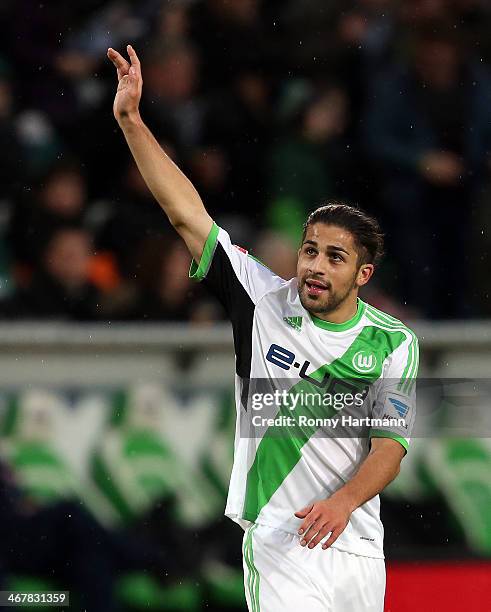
top-left (1, 0), bottom-right (491, 610)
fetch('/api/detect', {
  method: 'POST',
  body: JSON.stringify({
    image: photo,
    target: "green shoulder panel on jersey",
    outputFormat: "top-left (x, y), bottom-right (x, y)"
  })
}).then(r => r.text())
top-left (242, 323), bottom-right (407, 523)
top-left (364, 304), bottom-right (419, 395)
top-left (189, 222), bottom-right (220, 281)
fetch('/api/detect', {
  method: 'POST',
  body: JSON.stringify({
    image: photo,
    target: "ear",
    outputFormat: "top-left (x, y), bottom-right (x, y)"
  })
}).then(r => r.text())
top-left (356, 263), bottom-right (374, 287)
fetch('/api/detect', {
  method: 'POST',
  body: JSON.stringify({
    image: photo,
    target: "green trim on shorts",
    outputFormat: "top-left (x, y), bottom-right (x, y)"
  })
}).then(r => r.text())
top-left (244, 524), bottom-right (260, 612)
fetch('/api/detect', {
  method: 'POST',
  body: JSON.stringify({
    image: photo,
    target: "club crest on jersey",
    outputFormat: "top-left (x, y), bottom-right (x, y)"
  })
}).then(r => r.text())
top-left (284, 316), bottom-right (303, 332)
top-left (352, 350), bottom-right (377, 373)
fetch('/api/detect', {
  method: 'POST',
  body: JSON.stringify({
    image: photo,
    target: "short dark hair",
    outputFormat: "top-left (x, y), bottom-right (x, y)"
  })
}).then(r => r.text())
top-left (302, 202), bottom-right (385, 267)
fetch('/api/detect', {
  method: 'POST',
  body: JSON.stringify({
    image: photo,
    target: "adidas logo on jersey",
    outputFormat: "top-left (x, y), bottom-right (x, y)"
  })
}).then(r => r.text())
top-left (284, 316), bottom-right (303, 332)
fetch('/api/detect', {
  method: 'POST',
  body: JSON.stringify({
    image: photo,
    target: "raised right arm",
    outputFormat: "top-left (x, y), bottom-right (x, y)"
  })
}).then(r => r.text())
top-left (107, 44), bottom-right (212, 262)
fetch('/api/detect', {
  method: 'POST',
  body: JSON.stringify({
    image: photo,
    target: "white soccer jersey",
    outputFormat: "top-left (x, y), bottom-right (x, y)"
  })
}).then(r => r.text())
top-left (190, 222), bottom-right (419, 559)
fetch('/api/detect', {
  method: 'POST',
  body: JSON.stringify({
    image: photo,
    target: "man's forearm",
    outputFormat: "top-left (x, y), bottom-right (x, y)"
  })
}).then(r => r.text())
top-left (108, 45), bottom-right (212, 260)
top-left (294, 439), bottom-right (404, 550)
top-left (118, 111), bottom-right (206, 229)
top-left (330, 444), bottom-right (401, 513)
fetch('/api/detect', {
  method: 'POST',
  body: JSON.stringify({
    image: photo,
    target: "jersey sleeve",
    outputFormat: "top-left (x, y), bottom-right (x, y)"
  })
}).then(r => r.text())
top-left (189, 221), bottom-right (285, 311)
top-left (369, 331), bottom-right (419, 455)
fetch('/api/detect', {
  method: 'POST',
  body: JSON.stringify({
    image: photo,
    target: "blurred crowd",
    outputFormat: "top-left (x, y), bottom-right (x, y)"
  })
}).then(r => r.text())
top-left (2, 0), bottom-right (491, 321)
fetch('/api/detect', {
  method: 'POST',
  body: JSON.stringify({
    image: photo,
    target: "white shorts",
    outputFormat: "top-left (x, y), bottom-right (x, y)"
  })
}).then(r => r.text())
top-left (242, 523), bottom-right (386, 612)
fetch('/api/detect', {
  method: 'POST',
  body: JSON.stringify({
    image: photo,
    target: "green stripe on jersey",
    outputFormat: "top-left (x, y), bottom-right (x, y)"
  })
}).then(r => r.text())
top-left (364, 305), bottom-right (419, 394)
top-left (189, 222), bottom-right (219, 281)
top-left (244, 525), bottom-right (260, 612)
top-left (243, 324), bottom-right (406, 522)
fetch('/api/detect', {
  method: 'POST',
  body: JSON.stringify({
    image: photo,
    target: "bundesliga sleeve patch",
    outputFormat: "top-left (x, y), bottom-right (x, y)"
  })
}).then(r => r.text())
top-left (376, 390), bottom-right (413, 434)
top-left (388, 397), bottom-right (409, 418)
top-left (233, 245), bottom-right (249, 254)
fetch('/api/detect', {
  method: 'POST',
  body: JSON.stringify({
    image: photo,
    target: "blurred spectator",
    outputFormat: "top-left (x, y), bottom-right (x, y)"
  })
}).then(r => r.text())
top-left (398, 1), bottom-right (491, 65)
top-left (204, 65), bottom-right (274, 216)
top-left (149, 0), bottom-right (192, 43)
top-left (364, 22), bottom-right (491, 318)
top-left (253, 230), bottom-right (298, 280)
top-left (2, 225), bottom-right (105, 320)
top-left (280, 0), bottom-right (394, 95)
top-left (140, 40), bottom-right (204, 152)
top-left (398, 0), bottom-right (450, 24)
top-left (266, 84), bottom-right (356, 244)
top-left (335, 0), bottom-right (398, 123)
top-left (121, 233), bottom-right (221, 323)
top-left (190, 0), bottom-right (275, 88)
top-left (279, 0), bottom-right (344, 75)
top-left (188, 145), bottom-right (232, 215)
top-left (0, 70), bottom-right (22, 203)
top-left (14, 110), bottom-right (61, 181)
top-left (9, 161), bottom-right (90, 268)
top-left (97, 159), bottom-right (171, 277)
top-left (9, 0), bottom-right (100, 130)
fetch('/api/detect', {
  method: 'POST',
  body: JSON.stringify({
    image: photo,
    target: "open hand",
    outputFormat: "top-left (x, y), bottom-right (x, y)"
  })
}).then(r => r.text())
top-left (107, 45), bottom-right (142, 124)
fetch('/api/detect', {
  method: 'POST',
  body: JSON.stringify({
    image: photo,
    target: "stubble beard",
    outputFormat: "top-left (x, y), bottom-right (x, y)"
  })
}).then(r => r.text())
top-left (298, 275), bottom-right (358, 316)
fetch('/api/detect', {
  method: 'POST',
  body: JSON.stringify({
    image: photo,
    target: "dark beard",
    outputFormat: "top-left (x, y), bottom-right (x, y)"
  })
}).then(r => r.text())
top-left (298, 276), bottom-right (357, 315)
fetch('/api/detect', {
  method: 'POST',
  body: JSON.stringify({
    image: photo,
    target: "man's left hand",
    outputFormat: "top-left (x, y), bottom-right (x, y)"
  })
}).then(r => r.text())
top-left (294, 494), bottom-right (353, 550)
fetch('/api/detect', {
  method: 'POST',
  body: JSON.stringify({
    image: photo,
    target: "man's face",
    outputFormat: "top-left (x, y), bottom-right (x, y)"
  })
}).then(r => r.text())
top-left (297, 223), bottom-right (372, 315)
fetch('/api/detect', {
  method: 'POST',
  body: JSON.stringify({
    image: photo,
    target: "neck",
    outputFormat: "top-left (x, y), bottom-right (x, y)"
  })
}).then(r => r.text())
top-left (312, 294), bottom-right (359, 324)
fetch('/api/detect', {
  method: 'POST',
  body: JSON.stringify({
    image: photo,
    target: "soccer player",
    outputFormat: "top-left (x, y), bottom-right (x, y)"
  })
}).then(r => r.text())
top-left (108, 45), bottom-right (418, 612)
